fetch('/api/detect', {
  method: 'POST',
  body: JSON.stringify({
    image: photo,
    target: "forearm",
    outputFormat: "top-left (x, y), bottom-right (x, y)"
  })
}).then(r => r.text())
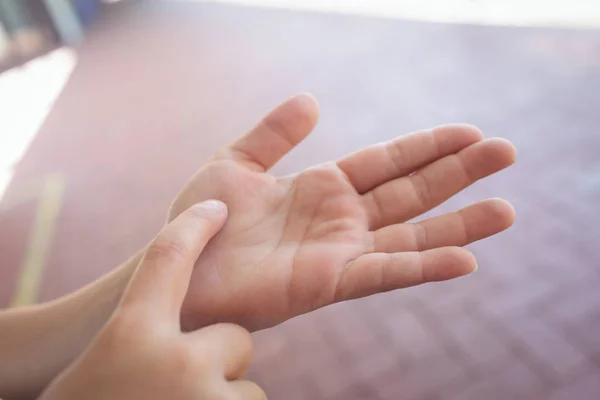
top-left (0, 251), bottom-right (141, 400)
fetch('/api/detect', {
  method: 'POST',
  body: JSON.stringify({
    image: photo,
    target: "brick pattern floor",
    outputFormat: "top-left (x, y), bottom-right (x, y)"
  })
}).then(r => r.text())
top-left (1, 2), bottom-right (599, 399)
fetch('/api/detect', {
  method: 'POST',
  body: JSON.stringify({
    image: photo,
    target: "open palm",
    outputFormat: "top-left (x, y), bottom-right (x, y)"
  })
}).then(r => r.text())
top-left (169, 94), bottom-right (516, 331)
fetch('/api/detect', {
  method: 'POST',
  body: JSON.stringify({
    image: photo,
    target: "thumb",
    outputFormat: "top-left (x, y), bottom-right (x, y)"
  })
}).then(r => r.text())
top-left (119, 200), bottom-right (227, 324)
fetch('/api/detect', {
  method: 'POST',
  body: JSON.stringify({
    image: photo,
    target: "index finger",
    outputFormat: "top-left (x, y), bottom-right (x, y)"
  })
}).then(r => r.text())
top-left (119, 200), bottom-right (227, 324)
top-left (225, 93), bottom-right (319, 171)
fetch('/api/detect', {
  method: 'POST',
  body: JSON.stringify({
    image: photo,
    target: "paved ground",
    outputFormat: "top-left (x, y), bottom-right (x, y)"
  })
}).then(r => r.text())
top-left (1, 1), bottom-right (599, 398)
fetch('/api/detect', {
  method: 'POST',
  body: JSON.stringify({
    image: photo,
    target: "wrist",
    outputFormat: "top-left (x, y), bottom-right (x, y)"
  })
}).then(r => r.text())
top-left (0, 249), bottom-right (142, 399)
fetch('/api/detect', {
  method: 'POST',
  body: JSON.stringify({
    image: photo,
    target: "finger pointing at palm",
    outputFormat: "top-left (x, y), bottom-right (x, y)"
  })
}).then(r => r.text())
top-left (41, 202), bottom-right (266, 400)
top-left (170, 94), bottom-right (516, 331)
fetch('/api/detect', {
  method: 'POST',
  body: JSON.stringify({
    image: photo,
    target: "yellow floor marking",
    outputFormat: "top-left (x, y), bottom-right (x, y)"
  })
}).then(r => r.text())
top-left (7, 174), bottom-right (65, 307)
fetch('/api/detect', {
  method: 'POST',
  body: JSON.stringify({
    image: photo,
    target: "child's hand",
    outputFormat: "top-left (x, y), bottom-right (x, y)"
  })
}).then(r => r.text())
top-left (170, 94), bottom-right (517, 331)
top-left (169, 95), bottom-right (515, 330)
top-left (40, 201), bottom-right (265, 400)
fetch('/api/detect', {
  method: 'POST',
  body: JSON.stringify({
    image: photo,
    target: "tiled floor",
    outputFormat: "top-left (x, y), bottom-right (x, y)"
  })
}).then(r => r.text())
top-left (1, 2), bottom-right (599, 399)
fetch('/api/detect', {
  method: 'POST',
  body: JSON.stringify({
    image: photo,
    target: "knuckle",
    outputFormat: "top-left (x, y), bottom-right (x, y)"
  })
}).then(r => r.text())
top-left (246, 382), bottom-right (267, 400)
top-left (413, 223), bottom-right (429, 252)
top-left (186, 200), bottom-right (226, 225)
top-left (185, 207), bottom-right (210, 223)
top-left (261, 111), bottom-right (296, 147)
top-left (385, 139), bottom-right (405, 174)
top-left (146, 234), bottom-right (189, 262)
top-left (233, 381), bottom-right (266, 400)
top-left (221, 323), bottom-right (253, 353)
top-left (297, 163), bottom-right (344, 188)
top-left (410, 173), bottom-right (432, 209)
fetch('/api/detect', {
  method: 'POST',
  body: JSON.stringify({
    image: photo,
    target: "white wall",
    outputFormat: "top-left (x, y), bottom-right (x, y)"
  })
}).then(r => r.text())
top-left (180, 0), bottom-right (600, 28)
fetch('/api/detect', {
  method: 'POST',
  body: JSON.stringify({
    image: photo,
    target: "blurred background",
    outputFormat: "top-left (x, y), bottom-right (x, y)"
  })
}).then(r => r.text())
top-left (1, 0), bottom-right (599, 398)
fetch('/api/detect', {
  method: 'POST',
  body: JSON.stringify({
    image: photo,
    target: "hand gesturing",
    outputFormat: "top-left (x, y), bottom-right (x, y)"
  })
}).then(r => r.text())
top-left (169, 94), bottom-right (516, 331)
top-left (42, 202), bottom-right (264, 400)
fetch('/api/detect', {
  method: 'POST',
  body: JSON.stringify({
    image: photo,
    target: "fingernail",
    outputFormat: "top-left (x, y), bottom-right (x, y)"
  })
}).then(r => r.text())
top-left (195, 200), bottom-right (227, 214)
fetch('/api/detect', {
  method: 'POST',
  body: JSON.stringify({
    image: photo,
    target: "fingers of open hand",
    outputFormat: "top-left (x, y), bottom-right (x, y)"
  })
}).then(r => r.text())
top-left (120, 200), bottom-right (228, 325)
top-left (362, 137), bottom-right (516, 229)
top-left (227, 93), bottom-right (319, 171)
top-left (372, 198), bottom-right (515, 253)
top-left (337, 124), bottom-right (484, 194)
top-left (335, 247), bottom-right (477, 302)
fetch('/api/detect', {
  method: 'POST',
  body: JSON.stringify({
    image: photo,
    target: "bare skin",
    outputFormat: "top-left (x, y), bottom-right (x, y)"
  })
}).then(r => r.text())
top-left (40, 201), bottom-right (266, 400)
top-left (172, 93), bottom-right (517, 331)
top-left (0, 93), bottom-right (516, 399)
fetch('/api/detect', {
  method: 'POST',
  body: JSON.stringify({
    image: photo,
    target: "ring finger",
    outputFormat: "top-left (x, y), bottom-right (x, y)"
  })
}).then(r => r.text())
top-left (372, 198), bottom-right (515, 253)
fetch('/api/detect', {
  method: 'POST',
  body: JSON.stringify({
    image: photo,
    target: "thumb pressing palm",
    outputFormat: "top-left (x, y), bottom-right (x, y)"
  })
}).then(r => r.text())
top-left (168, 94), bottom-right (516, 331)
